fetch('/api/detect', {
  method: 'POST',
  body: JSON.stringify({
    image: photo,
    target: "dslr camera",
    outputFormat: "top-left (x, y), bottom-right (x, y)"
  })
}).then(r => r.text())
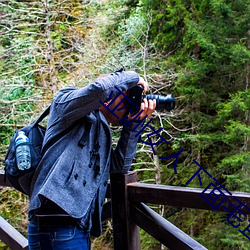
top-left (128, 85), bottom-right (175, 113)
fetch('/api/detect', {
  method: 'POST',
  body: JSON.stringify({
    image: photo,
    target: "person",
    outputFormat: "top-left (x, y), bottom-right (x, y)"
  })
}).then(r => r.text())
top-left (27, 70), bottom-right (156, 250)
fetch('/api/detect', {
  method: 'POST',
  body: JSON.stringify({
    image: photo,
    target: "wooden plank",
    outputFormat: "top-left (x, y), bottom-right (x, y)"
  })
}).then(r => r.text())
top-left (130, 202), bottom-right (208, 250)
top-left (0, 170), bottom-right (12, 187)
top-left (127, 183), bottom-right (250, 214)
top-left (0, 216), bottom-right (28, 250)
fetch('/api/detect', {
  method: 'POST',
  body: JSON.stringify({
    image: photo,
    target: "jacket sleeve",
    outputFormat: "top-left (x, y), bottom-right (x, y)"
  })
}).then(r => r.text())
top-left (110, 122), bottom-right (141, 174)
top-left (51, 71), bottom-right (139, 127)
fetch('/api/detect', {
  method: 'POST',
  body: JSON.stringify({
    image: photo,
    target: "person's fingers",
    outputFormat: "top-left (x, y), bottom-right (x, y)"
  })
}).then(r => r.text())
top-left (139, 99), bottom-right (156, 119)
top-left (128, 98), bottom-right (156, 121)
top-left (142, 98), bottom-right (148, 113)
top-left (146, 99), bottom-right (156, 118)
top-left (138, 77), bottom-right (148, 93)
top-left (140, 100), bottom-right (145, 113)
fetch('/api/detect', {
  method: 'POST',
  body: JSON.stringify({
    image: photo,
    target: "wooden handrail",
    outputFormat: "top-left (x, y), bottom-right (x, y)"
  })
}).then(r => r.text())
top-left (0, 216), bottom-right (28, 250)
top-left (127, 182), bottom-right (250, 214)
top-left (130, 202), bottom-right (207, 250)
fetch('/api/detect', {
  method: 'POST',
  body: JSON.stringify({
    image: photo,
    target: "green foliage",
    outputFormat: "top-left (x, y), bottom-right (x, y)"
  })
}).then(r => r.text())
top-left (196, 219), bottom-right (250, 250)
top-left (1, 0), bottom-right (250, 249)
top-left (113, 0), bottom-right (250, 248)
top-left (0, 188), bottom-right (29, 239)
top-left (140, 229), bottom-right (159, 249)
top-left (0, 1), bottom-right (99, 249)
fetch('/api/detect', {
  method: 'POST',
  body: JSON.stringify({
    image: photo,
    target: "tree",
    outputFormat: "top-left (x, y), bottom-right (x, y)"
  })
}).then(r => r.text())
top-left (0, 0), bottom-right (95, 240)
top-left (102, 0), bottom-right (250, 248)
top-left (0, 0), bottom-right (94, 164)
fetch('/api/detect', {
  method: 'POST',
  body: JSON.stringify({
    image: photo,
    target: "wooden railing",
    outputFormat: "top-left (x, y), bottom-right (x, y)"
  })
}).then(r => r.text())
top-left (1, 170), bottom-right (250, 250)
top-left (0, 170), bottom-right (29, 250)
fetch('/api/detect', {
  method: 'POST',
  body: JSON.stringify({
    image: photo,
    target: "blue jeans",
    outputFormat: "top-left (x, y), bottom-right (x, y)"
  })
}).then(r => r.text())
top-left (28, 222), bottom-right (90, 250)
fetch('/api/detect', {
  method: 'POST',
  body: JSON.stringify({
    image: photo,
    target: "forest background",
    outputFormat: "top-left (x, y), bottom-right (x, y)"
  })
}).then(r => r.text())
top-left (0, 0), bottom-right (249, 249)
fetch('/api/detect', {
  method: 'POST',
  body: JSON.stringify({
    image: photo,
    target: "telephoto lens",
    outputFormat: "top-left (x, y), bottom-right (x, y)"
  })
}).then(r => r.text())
top-left (143, 94), bottom-right (175, 112)
top-left (128, 85), bottom-right (176, 113)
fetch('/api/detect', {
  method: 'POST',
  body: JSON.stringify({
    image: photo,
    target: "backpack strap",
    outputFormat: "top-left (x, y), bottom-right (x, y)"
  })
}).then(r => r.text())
top-left (34, 105), bottom-right (51, 126)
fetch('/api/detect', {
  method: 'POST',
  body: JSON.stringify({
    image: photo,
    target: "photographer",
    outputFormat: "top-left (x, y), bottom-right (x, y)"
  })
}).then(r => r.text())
top-left (28, 70), bottom-right (156, 250)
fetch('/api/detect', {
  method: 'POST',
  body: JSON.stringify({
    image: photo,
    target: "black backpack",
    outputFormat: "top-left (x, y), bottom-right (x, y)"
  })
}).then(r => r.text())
top-left (4, 106), bottom-right (50, 195)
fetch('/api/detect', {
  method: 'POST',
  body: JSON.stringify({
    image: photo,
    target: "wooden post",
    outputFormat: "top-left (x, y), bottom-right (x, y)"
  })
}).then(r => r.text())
top-left (110, 171), bottom-right (140, 250)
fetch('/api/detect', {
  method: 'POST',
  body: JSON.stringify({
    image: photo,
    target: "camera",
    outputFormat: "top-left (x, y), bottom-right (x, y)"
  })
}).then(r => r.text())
top-left (128, 85), bottom-right (175, 113)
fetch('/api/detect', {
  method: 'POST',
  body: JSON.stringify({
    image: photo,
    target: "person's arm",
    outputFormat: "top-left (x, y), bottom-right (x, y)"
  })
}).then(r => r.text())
top-left (110, 123), bottom-right (140, 173)
top-left (111, 99), bottom-right (156, 173)
top-left (52, 71), bottom-right (139, 125)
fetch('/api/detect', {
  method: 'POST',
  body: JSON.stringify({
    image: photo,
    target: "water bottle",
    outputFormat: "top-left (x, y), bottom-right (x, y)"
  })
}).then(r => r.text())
top-left (15, 131), bottom-right (31, 170)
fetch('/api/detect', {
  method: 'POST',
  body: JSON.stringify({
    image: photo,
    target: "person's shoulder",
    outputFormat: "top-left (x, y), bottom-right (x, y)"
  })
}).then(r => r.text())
top-left (58, 86), bottom-right (78, 94)
top-left (54, 86), bottom-right (78, 99)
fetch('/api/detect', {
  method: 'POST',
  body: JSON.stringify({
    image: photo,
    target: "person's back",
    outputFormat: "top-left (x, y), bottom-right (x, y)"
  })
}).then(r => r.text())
top-left (28, 70), bottom-right (156, 250)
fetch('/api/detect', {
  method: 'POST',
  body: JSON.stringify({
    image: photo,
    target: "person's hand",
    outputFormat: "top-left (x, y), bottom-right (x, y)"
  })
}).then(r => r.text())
top-left (138, 77), bottom-right (148, 93)
top-left (139, 98), bottom-right (156, 119)
top-left (128, 98), bottom-right (156, 121)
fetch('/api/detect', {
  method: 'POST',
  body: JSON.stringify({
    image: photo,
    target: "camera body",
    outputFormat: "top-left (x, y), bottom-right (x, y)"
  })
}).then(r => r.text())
top-left (128, 85), bottom-right (175, 113)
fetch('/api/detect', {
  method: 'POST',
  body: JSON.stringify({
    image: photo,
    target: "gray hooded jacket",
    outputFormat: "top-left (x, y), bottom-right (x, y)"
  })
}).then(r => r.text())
top-left (29, 71), bottom-right (141, 236)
